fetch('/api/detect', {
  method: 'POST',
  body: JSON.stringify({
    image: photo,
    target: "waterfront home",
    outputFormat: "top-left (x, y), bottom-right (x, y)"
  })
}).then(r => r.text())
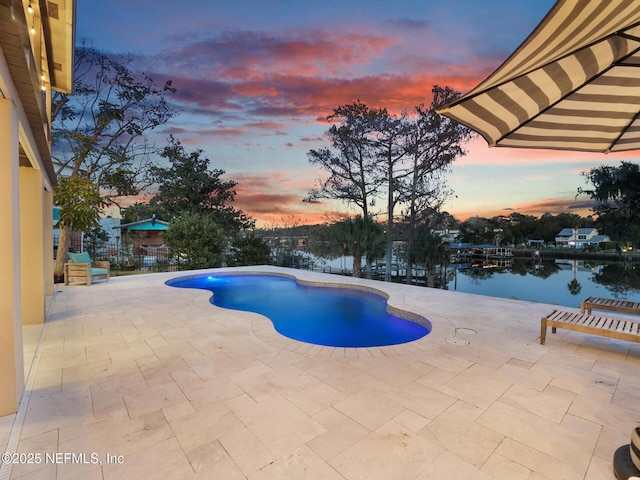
top-left (555, 228), bottom-right (611, 248)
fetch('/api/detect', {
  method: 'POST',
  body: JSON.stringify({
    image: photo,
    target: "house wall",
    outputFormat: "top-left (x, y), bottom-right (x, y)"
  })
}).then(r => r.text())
top-left (555, 228), bottom-right (609, 247)
top-left (19, 167), bottom-right (46, 325)
top-left (44, 190), bottom-right (54, 296)
top-left (0, 0), bottom-right (74, 416)
top-left (0, 99), bottom-right (25, 414)
top-left (132, 231), bottom-right (165, 245)
top-left (101, 217), bottom-right (121, 243)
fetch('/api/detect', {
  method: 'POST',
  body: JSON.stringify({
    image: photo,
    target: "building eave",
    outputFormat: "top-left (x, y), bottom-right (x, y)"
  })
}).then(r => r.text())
top-left (42, 0), bottom-right (75, 94)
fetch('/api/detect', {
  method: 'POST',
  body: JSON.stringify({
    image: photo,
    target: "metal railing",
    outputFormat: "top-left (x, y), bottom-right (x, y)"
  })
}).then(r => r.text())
top-left (84, 241), bottom-right (179, 274)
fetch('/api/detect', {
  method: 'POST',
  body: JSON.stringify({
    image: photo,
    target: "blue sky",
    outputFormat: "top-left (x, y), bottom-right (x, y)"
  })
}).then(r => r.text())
top-left (75, 0), bottom-right (636, 226)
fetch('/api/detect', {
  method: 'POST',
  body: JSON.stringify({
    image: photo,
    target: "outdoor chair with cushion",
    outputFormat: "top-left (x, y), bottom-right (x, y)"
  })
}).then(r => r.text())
top-left (64, 252), bottom-right (110, 286)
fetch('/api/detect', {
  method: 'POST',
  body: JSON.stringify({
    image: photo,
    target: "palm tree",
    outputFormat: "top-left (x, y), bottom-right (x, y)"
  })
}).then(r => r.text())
top-left (410, 231), bottom-right (446, 287)
top-left (331, 216), bottom-right (385, 278)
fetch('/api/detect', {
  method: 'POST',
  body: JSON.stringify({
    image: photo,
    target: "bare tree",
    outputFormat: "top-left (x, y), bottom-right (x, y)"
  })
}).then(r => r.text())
top-left (52, 46), bottom-right (175, 279)
top-left (307, 101), bottom-right (385, 219)
top-left (308, 90), bottom-right (471, 283)
top-left (399, 86), bottom-right (473, 283)
top-left (372, 111), bottom-right (412, 281)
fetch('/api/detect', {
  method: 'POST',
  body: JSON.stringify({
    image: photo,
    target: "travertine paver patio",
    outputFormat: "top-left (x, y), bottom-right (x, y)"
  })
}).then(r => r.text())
top-left (1, 266), bottom-right (639, 479)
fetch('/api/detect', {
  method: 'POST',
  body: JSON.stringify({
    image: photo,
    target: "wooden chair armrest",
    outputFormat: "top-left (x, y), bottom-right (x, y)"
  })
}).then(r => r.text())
top-left (92, 260), bottom-right (110, 270)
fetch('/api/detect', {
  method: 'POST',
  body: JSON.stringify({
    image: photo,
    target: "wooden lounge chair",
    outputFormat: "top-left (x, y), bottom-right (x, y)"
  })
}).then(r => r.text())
top-left (64, 252), bottom-right (110, 286)
top-left (580, 296), bottom-right (640, 316)
top-left (540, 309), bottom-right (640, 345)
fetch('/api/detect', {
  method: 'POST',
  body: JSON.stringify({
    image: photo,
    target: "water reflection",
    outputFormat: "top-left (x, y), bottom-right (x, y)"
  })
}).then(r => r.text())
top-left (444, 258), bottom-right (640, 308)
top-left (591, 262), bottom-right (640, 295)
top-left (567, 279), bottom-right (582, 296)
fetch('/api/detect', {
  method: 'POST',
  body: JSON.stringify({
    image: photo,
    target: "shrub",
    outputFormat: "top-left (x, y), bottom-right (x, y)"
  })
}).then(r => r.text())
top-left (164, 213), bottom-right (224, 270)
top-left (229, 234), bottom-right (270, 266)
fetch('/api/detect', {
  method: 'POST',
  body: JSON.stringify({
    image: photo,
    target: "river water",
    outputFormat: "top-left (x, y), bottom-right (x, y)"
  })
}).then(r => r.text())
top-left (445, 258), bottom-right (640, 308)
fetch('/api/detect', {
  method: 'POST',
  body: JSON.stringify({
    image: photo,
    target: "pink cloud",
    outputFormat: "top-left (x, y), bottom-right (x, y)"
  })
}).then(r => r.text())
top-left (231, 172), bottom-right (324, 225)
top-left (459, 138), bottom-right (640, 167)
top-left (140, 24), bottom-right (488, 127)
top-left (453, 197), bottom-right (596, 222)
top-left (159, 69), bottom-right (487, 129)
top-left (154, 29), bottom-right (399, 81)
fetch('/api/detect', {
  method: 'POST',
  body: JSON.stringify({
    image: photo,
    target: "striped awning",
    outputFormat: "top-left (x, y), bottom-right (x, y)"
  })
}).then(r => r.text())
top-left (437, 0), bottom-right (640, 153)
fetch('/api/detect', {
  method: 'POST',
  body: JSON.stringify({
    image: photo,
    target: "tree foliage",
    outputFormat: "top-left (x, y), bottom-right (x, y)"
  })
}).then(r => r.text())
top-left (149, 137), bottom-right (254, 231)
top-left (163, 212), bottom-right (225, 270)
top-left (409, 230), bottom-right (447, 287)
top-left (53, 176), bottom-right (103, 232)
top-left (121, 202), bottom-right (160, 224)
top-left (228, 235), bottom-right (271, 266)
top-left (330, 216), bottom-right (385, 278)
top-left (581, 161), bottom-right (640, 244)
top-left (455, 211), bottom-right (591, 246)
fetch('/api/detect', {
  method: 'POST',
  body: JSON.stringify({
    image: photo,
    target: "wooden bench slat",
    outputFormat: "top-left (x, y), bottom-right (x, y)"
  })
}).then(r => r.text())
top-left (593, 316), bottom-right (608, 329)
top-left (540, 309), bottom-right (640, 346)
top-left (580, 296), bottom-right (640, 316)
top-left (602, 317), bottom-right (616, 330)
top-left (581, 316), bottom-right (594, 327)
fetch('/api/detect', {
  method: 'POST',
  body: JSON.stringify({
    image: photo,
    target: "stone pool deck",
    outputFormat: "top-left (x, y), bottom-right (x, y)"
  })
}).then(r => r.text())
top-left (1, 266), bottom-right (639, 479)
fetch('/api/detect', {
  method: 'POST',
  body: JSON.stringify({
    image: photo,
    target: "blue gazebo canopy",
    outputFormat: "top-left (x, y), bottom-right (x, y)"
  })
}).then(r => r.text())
top-left (116, 218), bottom-right (169, 232)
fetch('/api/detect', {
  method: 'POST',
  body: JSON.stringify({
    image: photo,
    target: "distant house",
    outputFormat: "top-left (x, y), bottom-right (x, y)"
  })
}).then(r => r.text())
top-left (100, 217), bottom-right (122, 244)
top-left (434, 229), bottom-right (461, 244)
top-left (54, 213), bottom-right (122, 257)
top-left (114, 218), bottom-right (170, 255)
top-left (555, 228), bottom-right (611, 248)
top-left (263, 235), bottom-right (308, 250)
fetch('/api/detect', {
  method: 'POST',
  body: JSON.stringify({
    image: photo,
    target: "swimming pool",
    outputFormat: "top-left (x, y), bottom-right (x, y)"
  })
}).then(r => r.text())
top-left (166, 273), bottom-right (430, 347)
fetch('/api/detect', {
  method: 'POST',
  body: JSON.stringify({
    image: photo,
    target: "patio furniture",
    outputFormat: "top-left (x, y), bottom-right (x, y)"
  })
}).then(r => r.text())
top-left (613, 427), bottom-right (640, 480)
top-left (438, 1), bottom-right (640, 154)
top-left (580, 296), bottom-right (640, 316)
top-left (64, 252), bottom-right (110, 286)
top-left (540, 309), bottom-right (640, 345)
top-left (614, 445), bottom-right (640, 480)
top-left (633, 427), bottom-right (640, 471)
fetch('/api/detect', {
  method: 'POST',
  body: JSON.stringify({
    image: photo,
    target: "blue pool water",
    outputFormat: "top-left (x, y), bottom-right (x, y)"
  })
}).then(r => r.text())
top-left (166, 274), bottom-right (430, 347)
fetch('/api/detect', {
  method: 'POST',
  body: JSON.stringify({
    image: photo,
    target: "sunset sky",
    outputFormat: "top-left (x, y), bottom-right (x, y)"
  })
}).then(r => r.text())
top-left (76, 1), bottom-right (638, 227)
